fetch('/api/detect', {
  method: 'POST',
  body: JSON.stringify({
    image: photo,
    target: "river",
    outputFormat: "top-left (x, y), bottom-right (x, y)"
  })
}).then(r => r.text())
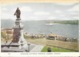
top-left (23, 21), bottom-right (79, 39)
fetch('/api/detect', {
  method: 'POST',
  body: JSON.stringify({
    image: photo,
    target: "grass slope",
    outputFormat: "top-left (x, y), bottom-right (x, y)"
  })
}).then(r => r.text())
top-left (41, 46), bottom-right (75, 52)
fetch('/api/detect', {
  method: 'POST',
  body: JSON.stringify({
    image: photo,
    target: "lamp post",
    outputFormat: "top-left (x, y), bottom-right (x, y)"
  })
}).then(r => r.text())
top-left (28, 43), bottom-right (30, 52)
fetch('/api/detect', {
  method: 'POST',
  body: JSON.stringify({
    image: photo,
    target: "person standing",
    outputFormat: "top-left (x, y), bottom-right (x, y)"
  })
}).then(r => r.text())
top-left (47, 47), bottom-right (52, 52)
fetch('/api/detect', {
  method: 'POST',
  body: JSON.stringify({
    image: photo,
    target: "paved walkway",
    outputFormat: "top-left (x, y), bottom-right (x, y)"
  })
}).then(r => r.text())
top-left (30, 45), bottom-right (44, 52)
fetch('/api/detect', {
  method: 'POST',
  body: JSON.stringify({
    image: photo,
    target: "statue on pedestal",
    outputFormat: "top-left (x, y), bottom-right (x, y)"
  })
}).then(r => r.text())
top-left (13, 8), bottom-right (28, 50)
top-left (1, 7), bottom-right (28, 52)
top-left (12, 7), bottom-right (21, 43)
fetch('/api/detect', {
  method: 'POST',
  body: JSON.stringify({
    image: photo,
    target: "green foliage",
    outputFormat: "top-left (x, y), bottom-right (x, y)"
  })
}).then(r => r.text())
top-left (53, 20), bottom-right (79, 25)
top-left (41, 46), bottom-right (75, 52)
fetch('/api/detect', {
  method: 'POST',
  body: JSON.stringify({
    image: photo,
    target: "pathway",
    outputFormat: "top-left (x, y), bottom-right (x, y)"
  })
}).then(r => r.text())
top-left (30, 44), bottom-right (44, 52)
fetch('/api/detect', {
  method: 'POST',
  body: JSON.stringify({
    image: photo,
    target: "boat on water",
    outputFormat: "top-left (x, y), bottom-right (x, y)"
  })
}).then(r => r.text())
top-left (46, 23), bottom-right (54, 25)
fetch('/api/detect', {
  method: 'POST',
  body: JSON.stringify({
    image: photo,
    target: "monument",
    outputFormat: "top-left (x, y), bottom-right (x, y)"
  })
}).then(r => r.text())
top-left (1, 8), bottom-right (28, 52)
top-left (13, 7), bottom-right (21, 43)
top-left (13, 7), bottom-right (28, 50)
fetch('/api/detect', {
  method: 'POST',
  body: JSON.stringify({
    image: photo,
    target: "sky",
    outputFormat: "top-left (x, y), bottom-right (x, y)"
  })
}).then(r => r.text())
top-left (0, 0), bottom-right (79, 21)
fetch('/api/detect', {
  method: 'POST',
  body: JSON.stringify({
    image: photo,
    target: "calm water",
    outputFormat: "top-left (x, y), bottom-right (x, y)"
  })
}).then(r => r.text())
top-left (1, 20), bottom-right (79, 39)
top-left (23, 21), bottom-right (79, 39)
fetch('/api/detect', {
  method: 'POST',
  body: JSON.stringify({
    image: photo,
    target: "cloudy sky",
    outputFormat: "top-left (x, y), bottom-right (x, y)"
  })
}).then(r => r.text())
top-left (1, 1), bottom-right (79, 21)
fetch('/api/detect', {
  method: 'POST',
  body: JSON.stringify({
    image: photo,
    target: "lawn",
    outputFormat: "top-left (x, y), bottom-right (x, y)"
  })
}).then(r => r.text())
top-left (25, 38), bottom-right (79, 51)
top-left (41, 46), bottom-right (75, 52)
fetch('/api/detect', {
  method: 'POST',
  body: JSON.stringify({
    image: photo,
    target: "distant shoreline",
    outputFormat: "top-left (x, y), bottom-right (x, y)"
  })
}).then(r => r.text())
top-left (48, 20), bottom-right (79, 25)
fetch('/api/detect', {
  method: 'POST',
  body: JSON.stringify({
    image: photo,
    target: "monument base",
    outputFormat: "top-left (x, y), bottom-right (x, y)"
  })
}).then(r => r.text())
top-left (1, 43), bottom-right (28, 52)
top-left (1, 47), bottom-right (27, 52)
top-left (1, 43), bottom-right (19, 48)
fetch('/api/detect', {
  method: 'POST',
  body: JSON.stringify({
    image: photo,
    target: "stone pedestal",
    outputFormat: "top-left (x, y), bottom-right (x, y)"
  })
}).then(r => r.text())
top-left (12, 19), bottom-right (21, 43)
top-left (12, 18), bottom-right (28, 50)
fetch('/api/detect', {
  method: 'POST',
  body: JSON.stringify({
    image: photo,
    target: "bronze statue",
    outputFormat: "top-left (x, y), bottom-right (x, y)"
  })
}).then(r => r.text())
top-left (14, 7), bottom-right (21, 18)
